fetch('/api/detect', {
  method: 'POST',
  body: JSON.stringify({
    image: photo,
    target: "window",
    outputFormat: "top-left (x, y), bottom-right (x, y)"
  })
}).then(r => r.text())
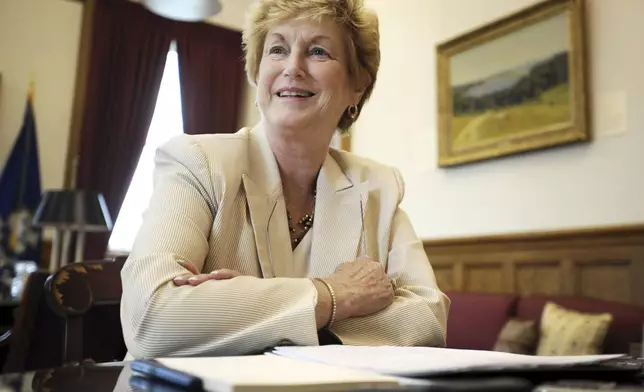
top-left (108, 49), bottom-right (183, 253)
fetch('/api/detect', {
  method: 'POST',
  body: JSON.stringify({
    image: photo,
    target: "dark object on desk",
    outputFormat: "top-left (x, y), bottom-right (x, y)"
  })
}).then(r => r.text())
top-left (351, 377), bottom-right (533, 391)
top-left (544, 357), bottom-right (644, 382)
top-left (130, 374), bottom-right (193, 392)
top-left (131, 360), bottom-right (203, 391)
top-left (603, 357), bottom-right (644, 374)
top-left (351, 360), bottom-right (644, 392)
top-left (1, 257), bottom-right (127, 374)
top-left (535, 380), bottom-right (644, 391)
top-left (424, 358), bottom-right (644, 386)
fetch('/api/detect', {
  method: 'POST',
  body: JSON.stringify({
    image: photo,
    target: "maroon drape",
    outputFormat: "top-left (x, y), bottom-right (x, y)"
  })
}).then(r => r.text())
top-left (76, 0), bottom-right (173, 259)
top-left (75, 0), bottom-right (247, 259)
top-left (175, 23), bottom-right (245, 135)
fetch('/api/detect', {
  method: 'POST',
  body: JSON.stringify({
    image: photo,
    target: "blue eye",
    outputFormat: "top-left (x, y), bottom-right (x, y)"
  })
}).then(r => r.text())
top-left (310, 47), bottom-right (329, 57)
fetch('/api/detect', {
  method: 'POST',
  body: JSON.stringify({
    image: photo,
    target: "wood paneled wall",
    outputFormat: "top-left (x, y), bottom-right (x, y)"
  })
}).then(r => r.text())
top-left (424, 225), bottom-right (644, 307)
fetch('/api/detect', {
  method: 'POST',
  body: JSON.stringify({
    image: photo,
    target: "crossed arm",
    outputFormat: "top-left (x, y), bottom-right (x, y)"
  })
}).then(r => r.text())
top-left (172, 207), bottom-right (450, 347)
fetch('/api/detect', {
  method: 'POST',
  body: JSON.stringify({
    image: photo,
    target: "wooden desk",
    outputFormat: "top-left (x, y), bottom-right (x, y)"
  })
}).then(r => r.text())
top-left (0, 359), bottom-right (642, 392)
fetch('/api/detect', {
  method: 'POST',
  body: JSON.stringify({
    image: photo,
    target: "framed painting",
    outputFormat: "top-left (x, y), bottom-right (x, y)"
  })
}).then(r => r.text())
top-left (436, 0), bottom-right (589, 167)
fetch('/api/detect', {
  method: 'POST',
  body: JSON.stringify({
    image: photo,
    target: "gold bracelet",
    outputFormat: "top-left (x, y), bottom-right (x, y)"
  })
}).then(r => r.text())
top-left (314, 278), bottom-right (337, 328)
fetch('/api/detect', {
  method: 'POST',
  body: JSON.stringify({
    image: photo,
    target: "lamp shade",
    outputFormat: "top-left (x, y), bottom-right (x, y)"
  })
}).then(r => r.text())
top-left (141, 0), bottom-right (222, 22)
top-left (32, 190), bottom-right (113, 232)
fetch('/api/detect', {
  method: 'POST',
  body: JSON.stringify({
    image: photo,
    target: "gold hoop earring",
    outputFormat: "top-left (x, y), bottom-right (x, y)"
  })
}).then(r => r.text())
top-left (347, 105), bottom-right (359, 120)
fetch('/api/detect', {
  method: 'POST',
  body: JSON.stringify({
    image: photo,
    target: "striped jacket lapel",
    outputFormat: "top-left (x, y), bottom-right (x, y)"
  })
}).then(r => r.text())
top-left (309, 154), bottom-right (370, 277)
top-left (243, 128), bottom-right (294, 278)
top-left (242, 175), bottom-right (277, 278)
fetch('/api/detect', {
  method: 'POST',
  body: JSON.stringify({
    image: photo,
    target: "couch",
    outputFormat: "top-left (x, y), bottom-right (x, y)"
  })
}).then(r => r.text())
top-left (444, 291), bottom-right (644, 355)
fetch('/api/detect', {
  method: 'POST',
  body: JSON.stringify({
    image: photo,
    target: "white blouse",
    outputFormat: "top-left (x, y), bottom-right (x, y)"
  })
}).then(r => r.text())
top-left (292, 231), bottom-right (313, 278)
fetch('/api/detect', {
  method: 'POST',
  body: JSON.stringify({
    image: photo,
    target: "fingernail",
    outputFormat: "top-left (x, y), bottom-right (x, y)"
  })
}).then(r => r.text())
top-left (188, 277), bottom-right (198, 282)
top-left (173, 277), bottom-right (186, 282)
top-left (210, 270), bottom-right (220, 276)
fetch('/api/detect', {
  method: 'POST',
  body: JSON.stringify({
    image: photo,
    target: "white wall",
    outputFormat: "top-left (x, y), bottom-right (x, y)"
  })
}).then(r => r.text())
top-left (0, 0), bottom-right (83, 190)
top-left (353, 0), bottom-right (644, 239)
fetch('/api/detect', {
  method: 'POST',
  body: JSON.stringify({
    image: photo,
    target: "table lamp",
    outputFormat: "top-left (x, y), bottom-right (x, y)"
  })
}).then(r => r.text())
top-left (32, 190), bottom-right (113, 273)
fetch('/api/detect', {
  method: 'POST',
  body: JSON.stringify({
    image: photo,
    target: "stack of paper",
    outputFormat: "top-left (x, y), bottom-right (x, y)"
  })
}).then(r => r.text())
top-left (150, 346), bottom-right (625, 391)
top-left (156, 355), bottom-right (400, 392)
top-left (271, 345), bottom-right (624, 377)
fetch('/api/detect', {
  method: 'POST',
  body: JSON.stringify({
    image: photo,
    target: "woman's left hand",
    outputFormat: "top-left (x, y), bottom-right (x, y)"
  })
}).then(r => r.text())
top-left (173, 263), bottom-right (242, 286)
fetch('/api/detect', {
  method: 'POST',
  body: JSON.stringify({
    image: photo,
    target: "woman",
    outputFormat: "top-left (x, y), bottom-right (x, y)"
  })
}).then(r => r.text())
top-left (120, 0), bottom-right (449, 359)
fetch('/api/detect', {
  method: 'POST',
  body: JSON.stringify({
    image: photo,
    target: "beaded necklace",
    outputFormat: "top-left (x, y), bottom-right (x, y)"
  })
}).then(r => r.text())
top-left (287, 186), bottom-right (316, 248)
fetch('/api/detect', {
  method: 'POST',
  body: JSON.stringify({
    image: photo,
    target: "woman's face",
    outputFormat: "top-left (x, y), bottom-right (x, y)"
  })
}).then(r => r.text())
top-left (256, 17), bottom-right (362, 135)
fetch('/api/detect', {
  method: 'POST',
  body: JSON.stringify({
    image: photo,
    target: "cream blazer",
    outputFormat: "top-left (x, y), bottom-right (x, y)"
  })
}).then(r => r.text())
top-left (120, 126), bottom-right (450, 359)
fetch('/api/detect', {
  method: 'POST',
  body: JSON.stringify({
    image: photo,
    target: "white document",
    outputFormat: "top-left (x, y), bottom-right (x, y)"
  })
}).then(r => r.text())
top-left (272, 345), bottom-right (625, 377)
top-left (156, 354), bottom-right (399, 392)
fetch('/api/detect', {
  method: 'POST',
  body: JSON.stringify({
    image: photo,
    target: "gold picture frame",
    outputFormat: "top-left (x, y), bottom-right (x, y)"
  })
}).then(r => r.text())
top-left (436, 0), bottom-right (589, 167)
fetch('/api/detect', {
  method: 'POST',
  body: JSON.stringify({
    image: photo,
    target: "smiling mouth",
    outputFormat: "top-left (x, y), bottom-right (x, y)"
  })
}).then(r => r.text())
top-left (276, 91), bottom-right (315, 98)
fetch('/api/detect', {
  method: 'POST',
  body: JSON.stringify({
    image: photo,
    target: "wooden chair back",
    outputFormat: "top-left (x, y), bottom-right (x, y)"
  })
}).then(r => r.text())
top-left (1, 270), bottom-right (65, 373)
top-left (0, 256), bottom-right (127, 374)
top-left (44, 257), bottom-right (127, 365)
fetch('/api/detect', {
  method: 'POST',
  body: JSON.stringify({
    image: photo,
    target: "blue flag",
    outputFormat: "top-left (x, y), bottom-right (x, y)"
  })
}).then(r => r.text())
top-left (0, 95), bottom-right (42, 262)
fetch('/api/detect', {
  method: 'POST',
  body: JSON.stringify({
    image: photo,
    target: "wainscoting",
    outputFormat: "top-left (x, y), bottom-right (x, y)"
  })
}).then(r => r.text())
top-left (424, 225), bottom-right (644, 307)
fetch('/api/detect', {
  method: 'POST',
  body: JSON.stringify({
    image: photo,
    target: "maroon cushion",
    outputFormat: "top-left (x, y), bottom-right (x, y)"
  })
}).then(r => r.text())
top-left (516, 296), bottom-right (644, 354)
top-left (445, 291), bottom-right (518, 350)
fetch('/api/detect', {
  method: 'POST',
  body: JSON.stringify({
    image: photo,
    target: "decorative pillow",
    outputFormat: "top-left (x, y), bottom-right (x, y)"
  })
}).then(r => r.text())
top-left (493, 318), bottom-right (538, 354)
top-left (536, 302), bottom-right (613, 356)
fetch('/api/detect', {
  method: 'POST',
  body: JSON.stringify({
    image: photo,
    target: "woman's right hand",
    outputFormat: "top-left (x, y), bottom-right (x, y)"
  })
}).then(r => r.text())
top-left (173, 261), bottom-right (242, 286)
top-left (324, 257), bottom-right (395, 322)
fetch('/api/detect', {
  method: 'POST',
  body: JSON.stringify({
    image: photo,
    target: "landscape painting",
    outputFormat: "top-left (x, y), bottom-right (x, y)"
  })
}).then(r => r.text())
top-left (436, 0), bottom-right (589, 167)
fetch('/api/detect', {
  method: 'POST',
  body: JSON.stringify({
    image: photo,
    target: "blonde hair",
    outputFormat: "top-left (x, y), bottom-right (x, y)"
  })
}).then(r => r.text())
top-left (242, 0), bottom-right (380, 132)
